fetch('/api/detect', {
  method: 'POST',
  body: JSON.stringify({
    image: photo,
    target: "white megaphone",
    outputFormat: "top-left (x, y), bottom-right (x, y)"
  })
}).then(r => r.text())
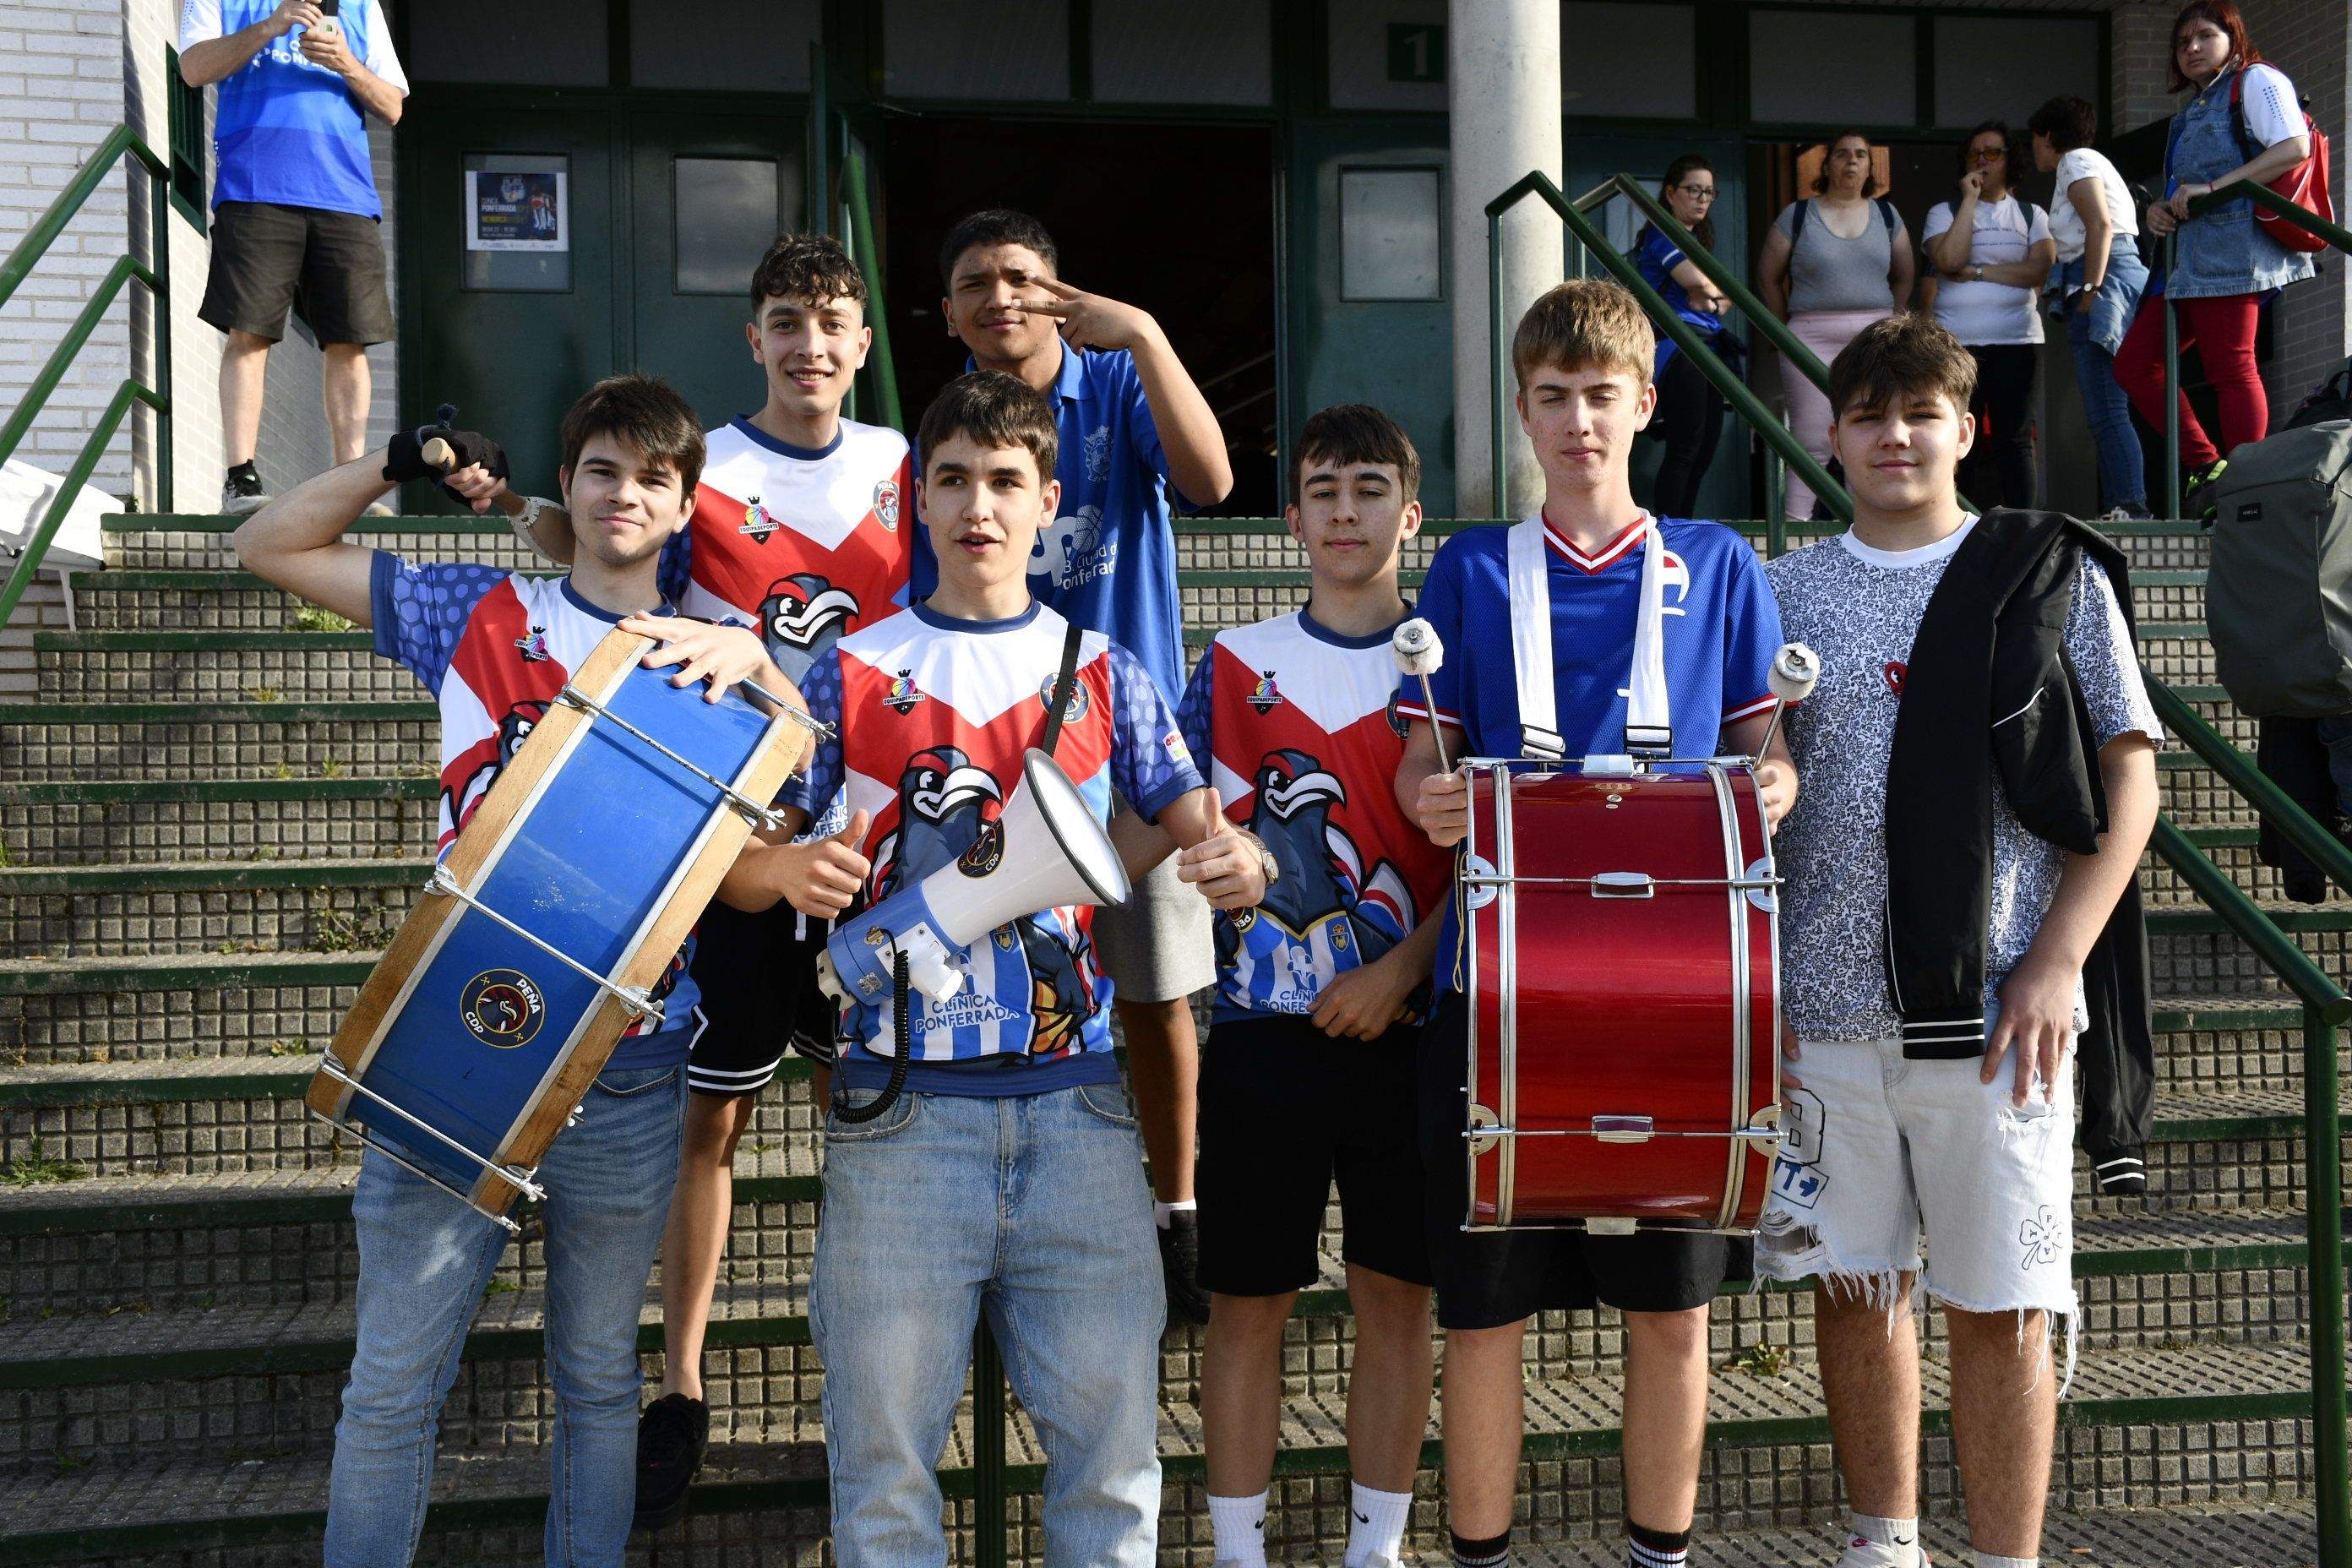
top-left (819, 749), bottom-right (1132, 1008)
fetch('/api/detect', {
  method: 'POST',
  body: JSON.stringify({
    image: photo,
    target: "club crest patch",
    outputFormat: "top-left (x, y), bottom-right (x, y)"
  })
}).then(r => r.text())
top-left (740, 496), bottom-right (776, 541)
top-left (1247, 669), bottom-right (1283, 715)
top-left (1038, 672), bottom-right (1090, 722)
top-left (884, 670), bottom-right (926, 715)
top-left (874, 478), bottom-right (901, 531)
top-left (460, 969), bottom-right (546, 1050)
top-left (957, 819), bottom-right (1005, 877)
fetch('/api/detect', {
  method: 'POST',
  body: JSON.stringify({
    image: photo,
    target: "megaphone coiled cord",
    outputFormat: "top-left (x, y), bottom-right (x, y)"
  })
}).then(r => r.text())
top-left (831, 950), bottom-right (913, 1124)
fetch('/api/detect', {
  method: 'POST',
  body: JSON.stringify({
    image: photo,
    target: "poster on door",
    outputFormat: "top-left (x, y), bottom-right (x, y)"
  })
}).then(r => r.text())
top-left (466, 172), bottom-right (568, 253)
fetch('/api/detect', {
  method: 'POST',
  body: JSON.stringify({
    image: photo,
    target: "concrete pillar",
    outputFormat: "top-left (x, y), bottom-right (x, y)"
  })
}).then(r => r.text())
top-left (1450, 0), bottom-right (1562, 518)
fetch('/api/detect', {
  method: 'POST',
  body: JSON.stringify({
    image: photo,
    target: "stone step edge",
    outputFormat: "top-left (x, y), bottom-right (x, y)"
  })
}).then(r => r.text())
top-left (0, 1361), bottom-right (2314, 1565)
top-left (0, 1004), bottom-right (2311, 1108)
top-left (0, 1210), bottom-right (2312, 1392)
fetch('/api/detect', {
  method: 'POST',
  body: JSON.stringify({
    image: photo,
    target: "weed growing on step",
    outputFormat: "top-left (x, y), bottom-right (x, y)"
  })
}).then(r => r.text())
top-left (319, 758), bottom-right (347, 779)
top-left (293, 606), bottom-right (355, 633)
top-left (1725, 1341), bottom-right (1788, 1379)
top-left (264, 1039), bottom-right (311, 1057)
top-left (309, 901), bottom-right (395, 954)
top-left (0, 840), bottom-right (11, 868)
top-left (3, 1139), bottom-right (89, 1188)
top-left (484, 1279), bottom-right (520, 1299)
top-left (273, 761), bottom-right (292, 780)
top-left (247, 685), bottom-right (283, 703)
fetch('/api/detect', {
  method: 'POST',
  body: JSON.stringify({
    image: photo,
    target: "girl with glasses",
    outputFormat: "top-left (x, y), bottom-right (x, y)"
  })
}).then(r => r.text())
top-left (1632, 154), bottom-right (1738, 518)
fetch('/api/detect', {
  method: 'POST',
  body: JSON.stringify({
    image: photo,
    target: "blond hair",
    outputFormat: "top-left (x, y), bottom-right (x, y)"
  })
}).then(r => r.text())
top-left (1512, 279), bottom-right (1655, 393)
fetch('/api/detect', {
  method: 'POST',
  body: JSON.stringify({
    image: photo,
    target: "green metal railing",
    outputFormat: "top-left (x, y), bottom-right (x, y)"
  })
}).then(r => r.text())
top-left (0, 124), bottom-right (177, 629)
top-left (1488, 172), bottom-right (2352, 1568)
top-left (2163, 180), bottom-right (2352, 517)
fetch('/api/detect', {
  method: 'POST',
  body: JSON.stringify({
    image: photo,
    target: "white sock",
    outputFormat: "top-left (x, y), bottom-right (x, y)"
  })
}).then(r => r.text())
top-left (1207, 1489), bottom-right (1268, 1567)
top-left (1973, 1555), bottom-right (2036, 1568)
top-left (1853, 1512), bottom-right (1921, 1566)
top-left (1155, 1197), bottom-right (1196, 1230)
top-left (1343, 1481), bottom-right (1413, 1567)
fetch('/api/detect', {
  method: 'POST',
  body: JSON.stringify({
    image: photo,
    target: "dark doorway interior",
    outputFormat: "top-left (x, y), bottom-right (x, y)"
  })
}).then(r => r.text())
top-left (882, 117), bottom-right (1280, 516)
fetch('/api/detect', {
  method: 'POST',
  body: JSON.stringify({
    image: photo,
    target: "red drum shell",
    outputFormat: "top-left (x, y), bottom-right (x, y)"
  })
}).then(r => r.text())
top-left (1461, 761), bottom-right (1778, 1232)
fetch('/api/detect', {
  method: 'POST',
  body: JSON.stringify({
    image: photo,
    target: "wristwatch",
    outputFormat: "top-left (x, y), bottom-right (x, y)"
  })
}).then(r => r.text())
top-left (1245, 830), bottom-right (1280, 886)
top-left (1970, 264), bottom-right (1984, 282)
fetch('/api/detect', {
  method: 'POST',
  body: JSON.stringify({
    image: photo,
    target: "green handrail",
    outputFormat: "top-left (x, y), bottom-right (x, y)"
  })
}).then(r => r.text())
top-left (1485, 166), bottom-right (2349, 1568)
top-left (2161, 179), bottom-right (2352, 517)
top-left (0, 125), bottom-right (177, 629)
top-left (1484, 172), bottom-right (1848, 524)
top-left (838, 146), bottom-right (901, 433)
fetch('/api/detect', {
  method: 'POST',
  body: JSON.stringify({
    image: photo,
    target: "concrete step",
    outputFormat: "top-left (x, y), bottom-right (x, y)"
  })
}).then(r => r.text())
top-left (0, 1085), bottom-right (2333, 1316)
top-left (0, 704), bottom-right (438, 787)
top-left (0, 1337), bottom-right (2317, 1562)
top-left (0, 779), bottom-right (433, 868)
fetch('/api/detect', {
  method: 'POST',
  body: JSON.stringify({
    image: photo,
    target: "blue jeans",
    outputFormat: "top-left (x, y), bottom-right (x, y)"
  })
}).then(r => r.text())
top-left (324, 1062), bottom-right (689, 1567)
top-left (810, 1084), bottom-right (1164, 1568)
top-left (2066, 300), bottom-right (2148, 514)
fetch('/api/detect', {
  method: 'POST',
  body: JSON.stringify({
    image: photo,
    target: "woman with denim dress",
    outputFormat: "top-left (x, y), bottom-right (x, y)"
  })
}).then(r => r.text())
top-left (2030, 94), bottom-right (2152, 520)
top-left (2112, 0), bottom-right (2316, 514)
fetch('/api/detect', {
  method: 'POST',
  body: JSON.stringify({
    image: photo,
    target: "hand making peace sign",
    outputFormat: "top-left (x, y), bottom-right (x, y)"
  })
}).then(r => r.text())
top-left (1010, 275), bottom-right (1164, 356)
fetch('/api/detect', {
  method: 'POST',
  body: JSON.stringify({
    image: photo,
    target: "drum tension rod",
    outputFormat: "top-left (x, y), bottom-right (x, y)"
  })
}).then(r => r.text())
top-left (313, 1057), bottom-right (547, 1221)
top-left (424, 864), bottom-right (667, 1023)
top-left (555, 682), bottom-right (789, 833)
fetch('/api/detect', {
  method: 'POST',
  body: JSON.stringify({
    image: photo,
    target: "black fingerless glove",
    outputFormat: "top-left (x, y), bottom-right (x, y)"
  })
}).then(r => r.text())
top-left (384, 401), bottom-right (510, 502)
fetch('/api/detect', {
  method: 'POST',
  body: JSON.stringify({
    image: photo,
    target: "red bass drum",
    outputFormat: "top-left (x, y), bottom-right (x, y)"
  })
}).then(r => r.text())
top-left (1456, 759), bottom-right (1781, 1233)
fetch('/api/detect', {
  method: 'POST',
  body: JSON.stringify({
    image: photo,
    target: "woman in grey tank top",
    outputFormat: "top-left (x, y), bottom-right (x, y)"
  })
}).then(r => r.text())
top-left (1756, 132), bottom-right (1916, 520)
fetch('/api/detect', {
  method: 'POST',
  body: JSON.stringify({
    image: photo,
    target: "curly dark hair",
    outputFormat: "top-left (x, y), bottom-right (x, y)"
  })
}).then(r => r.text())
top-left (1955, 120), bottom-right (2030, 195)
top-left (748, 231), bottom-right (865, 316)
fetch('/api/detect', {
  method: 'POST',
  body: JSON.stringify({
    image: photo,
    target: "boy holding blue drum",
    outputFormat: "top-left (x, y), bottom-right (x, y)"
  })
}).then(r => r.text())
top-left (233, 376), bottom-right (788, 1567)
top-left (725, 370), bottom-right (1269, 1566)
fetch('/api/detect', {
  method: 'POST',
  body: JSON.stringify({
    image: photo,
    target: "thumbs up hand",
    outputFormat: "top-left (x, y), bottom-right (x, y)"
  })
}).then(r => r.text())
top-left (774, 808), bottom-right (872, 918)
top-left (1175, 787), bottom-right (1273, 912)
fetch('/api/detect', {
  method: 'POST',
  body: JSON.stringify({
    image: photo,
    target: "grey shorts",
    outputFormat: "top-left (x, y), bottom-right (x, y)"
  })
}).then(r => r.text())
top-left (1090, 852), bottom-right (1214, 1004)
top-left (199, 199), bottom-right (395, 346)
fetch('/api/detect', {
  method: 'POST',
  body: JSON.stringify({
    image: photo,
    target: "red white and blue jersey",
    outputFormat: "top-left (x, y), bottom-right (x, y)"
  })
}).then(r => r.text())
top-left (785, 602), bottom-right (1204, 1095)
top-left (1396, 514), bottom-right (1783, 995)
top-left (370, 555), bottom-right (699, 1067)
top-left (1178, 609), bottom-right (1453, 1024)
top-left (659, 416), bottom-right (915, 689)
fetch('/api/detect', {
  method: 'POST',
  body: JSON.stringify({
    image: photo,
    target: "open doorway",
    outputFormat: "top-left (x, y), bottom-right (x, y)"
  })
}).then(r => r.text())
top-left (882, 117), bottom-right (1280, 516)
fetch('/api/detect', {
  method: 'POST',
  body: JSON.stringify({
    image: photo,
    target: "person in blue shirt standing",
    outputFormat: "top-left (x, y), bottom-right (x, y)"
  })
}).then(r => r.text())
top-left (179, 1), bottom-right (407, 515)
top-left (1631, 155), bottom-right (1737, 520)
top-left (923, 209), bottom-right (1236, 1322)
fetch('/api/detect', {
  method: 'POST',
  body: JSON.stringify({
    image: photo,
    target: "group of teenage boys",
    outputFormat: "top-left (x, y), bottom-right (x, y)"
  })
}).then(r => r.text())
top-left (232, 209), bottom-right (2158, 1568)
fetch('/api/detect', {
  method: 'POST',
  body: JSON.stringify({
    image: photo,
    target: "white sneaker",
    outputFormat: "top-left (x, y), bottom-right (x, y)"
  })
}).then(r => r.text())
top-left (1835, 1537), bottom-right (1928, 1568)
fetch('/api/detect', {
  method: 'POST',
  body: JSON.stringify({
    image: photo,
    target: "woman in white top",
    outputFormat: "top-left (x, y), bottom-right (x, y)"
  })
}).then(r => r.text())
top-left (2031, 94), bottom-right (2152, 518)
top-left (1922, 121), bottom-right (2056, 509)
top-left (1756, 130), bottom-right (1916, 521)
top-left (2115, 0), bottom-right (2317, 513)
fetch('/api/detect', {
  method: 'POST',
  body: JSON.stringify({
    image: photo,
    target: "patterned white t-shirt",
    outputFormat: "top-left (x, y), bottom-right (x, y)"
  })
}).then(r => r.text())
top-left (1764, 520), bottom-right (2164, 1043)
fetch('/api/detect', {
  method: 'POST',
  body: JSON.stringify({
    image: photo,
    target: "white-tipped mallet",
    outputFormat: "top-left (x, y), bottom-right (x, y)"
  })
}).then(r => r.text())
top-left (1753, 641), bottom-right (1819, 763)
top-left (1391, 617), bottom-right (1452, 774)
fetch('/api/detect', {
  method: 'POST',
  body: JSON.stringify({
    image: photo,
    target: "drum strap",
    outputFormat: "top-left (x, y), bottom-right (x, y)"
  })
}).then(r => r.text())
top-left (1040, 619), bottom-right (1084, 760)
top-left (1505, 515), bottom-right (1673, 761)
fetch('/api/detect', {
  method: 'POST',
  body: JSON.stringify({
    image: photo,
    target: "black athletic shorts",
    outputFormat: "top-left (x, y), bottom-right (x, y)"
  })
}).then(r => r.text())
top-left (199, 200), bottom-right (395, 346)
top-left (1196, 1014), bottom-right (1433, 1297)
top-left (684, 901), bottom-right (836, 1097)
top-left (1418, 994), bottom-right (1749, 1329)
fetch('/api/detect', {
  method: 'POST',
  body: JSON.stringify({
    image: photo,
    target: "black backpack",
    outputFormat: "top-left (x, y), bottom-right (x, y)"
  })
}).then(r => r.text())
top-left (2288, 359), bottom-right (2352, 431)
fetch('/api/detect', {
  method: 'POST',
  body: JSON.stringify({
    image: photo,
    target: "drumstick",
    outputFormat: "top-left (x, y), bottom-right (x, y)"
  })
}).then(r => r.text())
top-left (420, 433), bottom-right (543, 523)
top-left (1391, 618), bottom-right (1452, 774)
top-left (1753, 641), bottom-right (1820, 764)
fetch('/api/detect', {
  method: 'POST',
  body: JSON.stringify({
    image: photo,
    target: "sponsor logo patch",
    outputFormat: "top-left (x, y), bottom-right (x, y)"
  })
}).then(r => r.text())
top-left (460, 969), bottom-right (546, 1050)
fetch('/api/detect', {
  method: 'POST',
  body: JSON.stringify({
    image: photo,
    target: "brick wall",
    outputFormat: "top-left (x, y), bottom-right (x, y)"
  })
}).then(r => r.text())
top-left (2235, 0), bottom-right (2350, 405)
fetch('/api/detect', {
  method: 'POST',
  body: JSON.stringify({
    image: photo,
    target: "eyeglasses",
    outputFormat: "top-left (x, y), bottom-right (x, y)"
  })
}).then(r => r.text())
top-left (1968, 147), bottom-right (2008, 163)
top-left (1675, 183), bottom-right (1718, 200)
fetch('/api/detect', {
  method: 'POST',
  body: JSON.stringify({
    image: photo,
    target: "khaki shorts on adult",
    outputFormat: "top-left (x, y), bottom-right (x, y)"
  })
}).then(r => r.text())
top-left (1090, 852), bottom-right (1214, 1004)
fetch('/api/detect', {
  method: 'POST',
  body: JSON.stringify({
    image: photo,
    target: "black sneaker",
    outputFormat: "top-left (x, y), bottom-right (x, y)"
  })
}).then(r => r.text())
top-left (633, 1392), bottom-right (709, 1533)
top-left (2183, 458), bottom-right (2230, 521)
top-left (220, 464), bottom-right (268, 516)
top-left (1158, 1208), bottom-right (1211, 1326)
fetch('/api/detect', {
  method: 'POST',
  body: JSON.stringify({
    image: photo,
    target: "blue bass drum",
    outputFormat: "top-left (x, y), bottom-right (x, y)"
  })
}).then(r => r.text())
top-left (306, 626), bottom-right (810, 1228)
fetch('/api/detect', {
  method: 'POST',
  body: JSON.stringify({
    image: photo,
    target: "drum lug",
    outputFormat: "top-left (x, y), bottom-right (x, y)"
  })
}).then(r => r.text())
top-left (615, 986), bottom-right (665, 1023)
top-left (1461, 856), bottom-right (1499, 910)
top-left (1592, 1114), bottom-right (1655, 1144)
top-left (1585, 1217), bottom-right (1638, 1236)
top-left (1467, 1102), bottom-right (1501, 1154)
top-left (1739, 1106), bottom-right (1783, 1146)
top-left (1591, 872), bottom-right (1653, 899)
top-left (1743, 857), bottom-right (1778, 913)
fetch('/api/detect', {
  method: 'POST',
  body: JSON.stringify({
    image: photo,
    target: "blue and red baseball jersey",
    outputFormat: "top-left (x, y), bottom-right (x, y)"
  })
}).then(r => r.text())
top-left (1396, 514), bottom-right (1784, 995)
top-left (1179, 609), bottom-right (1453, 1024)
top-left (370, 557), bottom-right (700, 1066)
top-left (658, 416), bottom-right (915, 689)
top-left (786, 601), bottom-right (1203, 1094)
